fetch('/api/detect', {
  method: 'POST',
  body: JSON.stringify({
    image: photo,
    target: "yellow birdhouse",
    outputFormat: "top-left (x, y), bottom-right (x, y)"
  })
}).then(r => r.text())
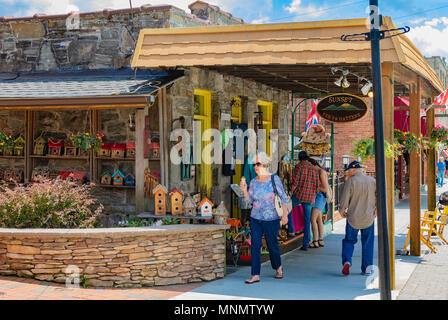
top-left (169, 188), bottom-right (184, 216)
top-left (153, 184), bottom-right (168, 216)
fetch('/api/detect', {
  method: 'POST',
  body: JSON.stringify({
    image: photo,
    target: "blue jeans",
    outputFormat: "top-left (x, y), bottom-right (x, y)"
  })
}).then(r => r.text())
top-left (438, 171), bottom-right (445, 187)
top-left (342, 222), bottom-right (375, 273)
top-left (290, 195), bottom-right (313, 248)
top-left (250, 217), bottom-right (281, 276)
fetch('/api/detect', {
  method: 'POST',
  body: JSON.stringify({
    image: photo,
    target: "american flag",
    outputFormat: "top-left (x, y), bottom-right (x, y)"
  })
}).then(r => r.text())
top-left (304, 99), bottom-right (321, 132)
top-left (434, 88), bottom-right (448, 111)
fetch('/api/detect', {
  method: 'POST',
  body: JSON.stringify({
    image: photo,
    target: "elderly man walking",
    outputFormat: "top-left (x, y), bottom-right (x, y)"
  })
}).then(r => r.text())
top-left (340, 161), bottom-right (376, 276)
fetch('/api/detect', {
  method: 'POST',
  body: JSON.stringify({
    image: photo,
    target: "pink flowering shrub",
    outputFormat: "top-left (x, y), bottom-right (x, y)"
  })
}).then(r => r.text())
top-left (0, 178), bottom-right (103, 228)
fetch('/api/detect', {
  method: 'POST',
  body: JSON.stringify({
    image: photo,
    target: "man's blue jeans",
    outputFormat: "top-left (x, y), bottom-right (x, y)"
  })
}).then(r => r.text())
top-left (290, 194), bottom-right (313, 248)
top-left (342, 222), bottom-right (375, 273)
top-left (438, 170), bottom-right (445, 187)
top-left (250, 217), bottom-right (281, 276)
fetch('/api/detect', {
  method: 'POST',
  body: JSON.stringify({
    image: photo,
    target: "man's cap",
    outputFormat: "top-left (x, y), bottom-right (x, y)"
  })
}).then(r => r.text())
top-left (345, 160), bottom-right (363, 171)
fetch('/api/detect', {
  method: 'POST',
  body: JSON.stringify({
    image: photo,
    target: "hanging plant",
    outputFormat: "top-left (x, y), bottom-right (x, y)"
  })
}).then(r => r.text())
top-left (70, 132), bottom-right (104, 151)
top-left (393, 129), bottom-right (429, 154)
top-left (430, 127), bottom-right (448, 149)
top-left (351, 137), bottom-right (395, 162)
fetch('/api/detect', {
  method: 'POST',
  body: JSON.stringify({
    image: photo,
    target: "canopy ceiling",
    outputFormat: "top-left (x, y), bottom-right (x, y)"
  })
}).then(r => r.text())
top-left (132, 16), bottom-right (444, 96)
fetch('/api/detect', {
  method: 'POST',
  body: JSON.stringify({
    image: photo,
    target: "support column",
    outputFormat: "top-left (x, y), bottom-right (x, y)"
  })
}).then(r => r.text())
top-left (427, 106), bottom-right (436, 212)
top-left (381, 62), bottom-right (395, 289)
top-left (135, 108), bottom-right (146, 213)
top-left (409, 77), bottom-right (422, 256)
top-left (158, 90), bottom-right (166, 188)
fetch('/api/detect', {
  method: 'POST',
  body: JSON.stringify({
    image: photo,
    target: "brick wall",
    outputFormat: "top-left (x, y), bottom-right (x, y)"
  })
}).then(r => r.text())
top-left (290, 97), bottom-right (375, 172)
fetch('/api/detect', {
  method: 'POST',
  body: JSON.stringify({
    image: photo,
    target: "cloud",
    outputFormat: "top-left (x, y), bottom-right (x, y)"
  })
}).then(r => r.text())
top-left (251, 17), bottom-right (270, 24)
top-left (407, 18), bottom-right (448, 58)
top-left (283, 0), bottom-right (325, 19)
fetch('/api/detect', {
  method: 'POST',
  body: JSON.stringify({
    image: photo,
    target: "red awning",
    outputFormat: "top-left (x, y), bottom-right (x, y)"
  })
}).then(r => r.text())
top-left (394, 96), bottom-right (445, 135)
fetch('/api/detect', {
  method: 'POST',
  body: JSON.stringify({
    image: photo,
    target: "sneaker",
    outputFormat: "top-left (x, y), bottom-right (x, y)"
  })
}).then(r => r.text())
top-left (361, 270), bottom-right (372, 276)
top-left (342, 262), bottom-right (350, 276)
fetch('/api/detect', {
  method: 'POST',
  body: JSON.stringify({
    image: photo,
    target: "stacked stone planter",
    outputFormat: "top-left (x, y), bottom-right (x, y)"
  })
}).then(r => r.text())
top-left (0, 224), bottom-right (228, 288)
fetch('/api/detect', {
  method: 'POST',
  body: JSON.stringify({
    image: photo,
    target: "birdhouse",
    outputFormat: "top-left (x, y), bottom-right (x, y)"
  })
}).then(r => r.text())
top-left (183, 195), bottom-right (197, 217)
top-left (126, 142), bottom-right (136, 158)
top-left (124, 173), bottom-right (135, 187)
top-left (153, 184), bottom-right (168, 216)
top-left (13, 169), bottom-right (23, 183)
top-left (98, 143), bottom-right (112, 157)
top-left (111, 143), bottom-right (126, 158)
top-left (14, 136), bottom-right (25, 157)
top-left (59, 171), bottom-right (72, 180)
top-left (100, 171), bottom-right (112, 185)
top-left (33, 136), bottom-right (46, 155)
top-left (33, 168), bottom-right (50, 182)
top-left (48, 139), bottom-right (64, 156)
top-left (213, 201), bottom-right (230, 225)
top-left (149, 142), bottom-right (160, 159)
top-left (70, 171), bottom-right (86, 184)
top-left (64, 139), bottom-right (77, 157)
top-left (198, 197), bottom-right (214, 217)
top-left (112, 170), bottom-right (125, 186)
top-left (4, 168), bottom-right (14, 182)
top-left (144, 169), bottom-right (160, 198)
top-left (169, 188), bottom-right (184, 216)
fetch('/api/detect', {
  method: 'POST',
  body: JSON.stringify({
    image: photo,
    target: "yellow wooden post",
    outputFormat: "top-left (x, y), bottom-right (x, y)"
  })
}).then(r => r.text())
top-left (409, 77), bottom-right (422, 256)
top-left (381, 62), bottom-right (395, 289)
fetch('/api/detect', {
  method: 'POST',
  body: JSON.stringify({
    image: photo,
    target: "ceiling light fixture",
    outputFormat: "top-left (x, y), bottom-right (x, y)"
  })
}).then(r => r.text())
top-left (361, 81), bottom-right (373, 96)
top-left (334, 75), bottom-right (344, 87)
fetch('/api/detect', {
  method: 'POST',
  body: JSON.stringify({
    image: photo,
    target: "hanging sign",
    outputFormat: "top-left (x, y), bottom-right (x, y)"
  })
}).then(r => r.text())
top-left (316, 93), bottom-right (368, 123)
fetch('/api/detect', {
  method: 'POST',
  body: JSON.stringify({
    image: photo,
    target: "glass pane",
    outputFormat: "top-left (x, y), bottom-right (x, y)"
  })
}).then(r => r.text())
top-left (194, 95), bottom-right (204, 115)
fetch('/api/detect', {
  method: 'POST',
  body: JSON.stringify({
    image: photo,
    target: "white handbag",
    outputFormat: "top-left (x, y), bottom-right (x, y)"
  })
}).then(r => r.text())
top-left (271, 175), bottom-right (292, 217)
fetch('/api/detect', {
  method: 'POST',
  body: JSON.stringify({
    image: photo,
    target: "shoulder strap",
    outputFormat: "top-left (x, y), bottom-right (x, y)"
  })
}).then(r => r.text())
top-left (271, 174), bottom-right (279, 196)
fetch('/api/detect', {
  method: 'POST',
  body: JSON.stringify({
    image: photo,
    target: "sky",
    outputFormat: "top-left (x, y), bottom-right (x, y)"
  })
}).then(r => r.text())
top-left (1, 0), bottom-right (448, 61)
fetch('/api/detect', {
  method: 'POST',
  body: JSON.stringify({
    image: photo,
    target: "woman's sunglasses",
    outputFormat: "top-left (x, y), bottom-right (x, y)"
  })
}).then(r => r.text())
top-left (254, 162), bottom-right (263, 167)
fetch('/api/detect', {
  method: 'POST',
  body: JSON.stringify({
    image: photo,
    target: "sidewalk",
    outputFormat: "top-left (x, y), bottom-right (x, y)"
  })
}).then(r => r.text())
top-left (396, 183), bottom-right (448, 300)
top-left (0, 184), bottom-right (446, 300)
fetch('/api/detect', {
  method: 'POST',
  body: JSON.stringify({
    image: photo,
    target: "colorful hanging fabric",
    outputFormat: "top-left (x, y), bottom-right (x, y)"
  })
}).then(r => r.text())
top-left (304, 99), bottom-right (321, 132)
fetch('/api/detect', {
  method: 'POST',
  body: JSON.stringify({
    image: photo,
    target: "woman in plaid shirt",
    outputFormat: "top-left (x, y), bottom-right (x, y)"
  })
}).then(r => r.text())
top-left (291, 151), bottom-right (320, 250)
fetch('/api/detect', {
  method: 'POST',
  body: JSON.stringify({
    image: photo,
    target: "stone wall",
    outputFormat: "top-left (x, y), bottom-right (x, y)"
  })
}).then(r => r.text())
top-left (0, 4), bottom-right (244, 72)
top-left (167, 67), bottom-right (291, 205)
top-left (0, 224), bottom-right (228, 288)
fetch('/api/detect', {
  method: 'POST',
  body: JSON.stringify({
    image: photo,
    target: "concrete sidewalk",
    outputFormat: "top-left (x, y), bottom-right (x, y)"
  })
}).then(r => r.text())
top-left (0, 184), bottom-right (446, 300)
top-left (172, 185), bottom-right (448, 300)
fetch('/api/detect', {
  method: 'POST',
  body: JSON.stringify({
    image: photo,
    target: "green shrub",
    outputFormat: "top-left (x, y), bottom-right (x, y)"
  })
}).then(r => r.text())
top-left (0, 178), bottom-right (103, 228)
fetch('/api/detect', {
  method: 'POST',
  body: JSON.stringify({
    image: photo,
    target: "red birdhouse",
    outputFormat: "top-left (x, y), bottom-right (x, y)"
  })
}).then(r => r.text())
top-left (48, 139), bottom-right (64, 156)
top-left (111, 143), bottom-right (126, 158)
